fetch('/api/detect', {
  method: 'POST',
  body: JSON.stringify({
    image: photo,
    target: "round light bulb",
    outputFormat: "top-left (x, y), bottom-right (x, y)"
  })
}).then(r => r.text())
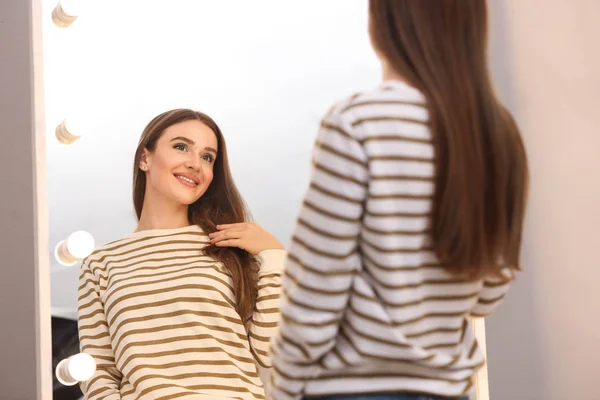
top-left (55, 116), bottom-right (87, 144)
top-left (56, 353), bottom-right (96, 386)
top-left (54, 230), bottom-right (95, 266)
top-left (68, 353), bottom-right (96, 382)
top-left (54, 240), bottom-right (78, 266)
top-left (55, 119), bottom-right (81, 145)
top-left (51, 1), bottom-right (79, 28)
top-left (66, 231), bottom-right (95, 259)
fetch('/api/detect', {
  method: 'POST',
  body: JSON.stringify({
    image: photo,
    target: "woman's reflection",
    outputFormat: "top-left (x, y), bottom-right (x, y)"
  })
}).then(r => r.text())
top-left (77, 109), bottom-right (286, 399)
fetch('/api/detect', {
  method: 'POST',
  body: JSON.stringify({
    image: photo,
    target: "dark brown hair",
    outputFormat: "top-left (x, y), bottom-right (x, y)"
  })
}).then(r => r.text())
top-left (133, 109), bottom-right (258, 320)
top-left (369, 0), bottom-right (529, 279)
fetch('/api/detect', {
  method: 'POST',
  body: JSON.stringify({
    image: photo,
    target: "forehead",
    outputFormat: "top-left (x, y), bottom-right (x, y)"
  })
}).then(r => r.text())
top-left (160, 120), bottom-right (218, 148)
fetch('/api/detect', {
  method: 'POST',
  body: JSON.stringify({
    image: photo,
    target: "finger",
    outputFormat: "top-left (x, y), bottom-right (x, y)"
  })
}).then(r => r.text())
top-left (208, 232), bottom-right (223, 243)
top-left (223, 228), bottom-right (244, 239)
top-left (211, 227), bottom-right (241, 237)
top-left (208, 229), bottom-right (225, 237)
top-left (214, 239), bottom-right (242, 248)
top-left (210, 230), bottom-right (244, 243)
top-left (210, 233), bottom-right (227, 243)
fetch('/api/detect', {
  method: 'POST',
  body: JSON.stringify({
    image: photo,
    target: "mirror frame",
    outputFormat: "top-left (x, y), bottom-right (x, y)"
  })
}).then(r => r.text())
top-left (29, 1), bottom-right (491, 398)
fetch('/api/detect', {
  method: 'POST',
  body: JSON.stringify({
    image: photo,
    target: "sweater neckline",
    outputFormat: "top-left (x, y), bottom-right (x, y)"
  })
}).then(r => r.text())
top-left (125, 224), bottom-right (204, 240)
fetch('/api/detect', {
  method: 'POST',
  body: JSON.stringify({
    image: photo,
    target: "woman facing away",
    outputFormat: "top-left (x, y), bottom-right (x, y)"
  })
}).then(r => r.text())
top-left (77, 109), bottom-right (286, 400)
top-left (268, 1), bottom-right (528, 400)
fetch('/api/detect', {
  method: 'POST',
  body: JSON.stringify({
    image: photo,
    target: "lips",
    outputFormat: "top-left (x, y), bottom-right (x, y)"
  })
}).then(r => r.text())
top-left (173, 173), bottom-right (200, 187)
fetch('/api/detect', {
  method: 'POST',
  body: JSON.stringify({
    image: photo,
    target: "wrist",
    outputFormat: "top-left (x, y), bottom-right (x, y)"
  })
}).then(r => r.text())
top-left (255, 241), bottom-right (284, 255)
top-left (255, 249), bottom-right (287, 273)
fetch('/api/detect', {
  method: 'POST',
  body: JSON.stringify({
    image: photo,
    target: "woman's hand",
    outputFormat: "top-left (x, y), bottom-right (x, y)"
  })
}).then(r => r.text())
top-left (208, 222), bottom-right (284, 255)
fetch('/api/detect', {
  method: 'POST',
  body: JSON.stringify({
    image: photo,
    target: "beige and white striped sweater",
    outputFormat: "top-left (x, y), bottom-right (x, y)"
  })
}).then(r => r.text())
top-left (268, 81), bottom-right (512, 399)
top-left (77, 225), bottom-right (286, 400)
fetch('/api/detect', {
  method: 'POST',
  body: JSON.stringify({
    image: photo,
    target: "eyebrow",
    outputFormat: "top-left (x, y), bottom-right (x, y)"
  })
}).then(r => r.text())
top-left (170, 136), bottom-right (217, 155)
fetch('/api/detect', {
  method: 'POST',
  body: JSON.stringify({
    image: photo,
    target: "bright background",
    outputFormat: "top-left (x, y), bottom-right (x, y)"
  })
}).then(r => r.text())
top-left (43, 0), bottom-right (381, 310)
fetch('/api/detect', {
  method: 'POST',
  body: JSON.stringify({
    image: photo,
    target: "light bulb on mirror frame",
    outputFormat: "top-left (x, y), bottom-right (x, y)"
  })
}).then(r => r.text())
top-left (51, 0), bottom-right (81, 28)
top-left (55, 230), bottom-right (95, 266)
top-left (55, 119), bottom-right (81, 145)
top-left (56, 353), bottom-right (96, 386)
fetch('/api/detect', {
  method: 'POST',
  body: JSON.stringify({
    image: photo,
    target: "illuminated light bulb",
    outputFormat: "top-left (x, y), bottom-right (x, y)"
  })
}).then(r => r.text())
top-left (56, 353), bottom-right (96, 386)
top-left (55, 119), bottom-right (81, 145)
top-left (51, 0), bottom-right (81, 28)
top-left (55, 231), bottom-right (95, 266)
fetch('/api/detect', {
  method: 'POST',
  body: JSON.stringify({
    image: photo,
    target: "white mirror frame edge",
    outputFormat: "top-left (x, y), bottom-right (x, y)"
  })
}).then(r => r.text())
top-left (32, 0), bottom-right (53, 398)
top-left (473, 318), bottom-right (490, 400)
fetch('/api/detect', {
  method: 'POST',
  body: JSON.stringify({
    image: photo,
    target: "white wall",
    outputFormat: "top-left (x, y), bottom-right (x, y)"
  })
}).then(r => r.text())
top-left (0, 0), bottom-right (52, 398)
top-left (485, 1), bottom-right (600, 399)
top-left (44, 0), bottom-right (381, 311)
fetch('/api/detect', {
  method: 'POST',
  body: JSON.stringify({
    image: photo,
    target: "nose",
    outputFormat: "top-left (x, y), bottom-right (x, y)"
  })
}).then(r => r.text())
top-left (184, 154), bottom-right (202, 171)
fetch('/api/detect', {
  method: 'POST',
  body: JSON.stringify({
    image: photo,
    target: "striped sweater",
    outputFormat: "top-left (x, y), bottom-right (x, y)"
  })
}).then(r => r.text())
top-left (267, 81), bottom-right (513, 399)
top-left (77, 225), bottom-right (286, 400)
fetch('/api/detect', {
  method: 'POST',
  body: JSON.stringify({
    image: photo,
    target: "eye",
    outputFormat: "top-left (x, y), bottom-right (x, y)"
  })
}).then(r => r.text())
top-left (173, 143), bottom-right (188, 152)
top-left (202, 153), bottom-right (215, 163)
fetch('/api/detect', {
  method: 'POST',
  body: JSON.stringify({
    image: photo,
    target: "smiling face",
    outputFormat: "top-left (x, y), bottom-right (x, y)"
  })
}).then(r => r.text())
top-left (140, 120), bottom-right (218, 207)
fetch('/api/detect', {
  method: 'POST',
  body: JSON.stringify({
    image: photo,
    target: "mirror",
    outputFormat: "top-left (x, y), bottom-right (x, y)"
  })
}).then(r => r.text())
top-left (42, 1), bottom-right (489, 399)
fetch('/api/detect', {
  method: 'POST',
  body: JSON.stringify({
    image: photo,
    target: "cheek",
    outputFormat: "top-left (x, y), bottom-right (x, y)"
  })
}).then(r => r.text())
top-left (148, 171), bottom-right (169, 193)
top-left (150, 162), bottom-right (171, 181)
top-left (147, 161), bottom-right (177, 190)
top-left (148, 154), bottom-right (171, 176)
top-left (204, 168), bottom-right (215, 186)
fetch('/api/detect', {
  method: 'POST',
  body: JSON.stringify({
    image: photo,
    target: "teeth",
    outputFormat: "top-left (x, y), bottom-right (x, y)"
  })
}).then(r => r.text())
top-left (176, 175), bottom-right (196, 184)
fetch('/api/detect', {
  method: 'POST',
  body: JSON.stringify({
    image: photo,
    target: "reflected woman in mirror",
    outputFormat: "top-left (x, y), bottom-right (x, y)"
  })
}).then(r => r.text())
top-left (77, 109), bottom-right (286, 399)
top-left (268, 1), bottom-right (528, 399)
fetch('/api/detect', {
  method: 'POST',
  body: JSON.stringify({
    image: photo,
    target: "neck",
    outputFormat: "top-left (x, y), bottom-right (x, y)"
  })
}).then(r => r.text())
top-left (136, 189), bottom-right (190, 232)
top-left (381, 59), bottom-right (408, 84)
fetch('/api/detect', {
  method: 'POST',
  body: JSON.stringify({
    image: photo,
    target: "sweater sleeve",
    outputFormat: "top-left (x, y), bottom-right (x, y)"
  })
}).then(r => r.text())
top-left (77, 259), bottom-right (122, 400)
top-left (247, 249), bottom-right (287, 368)
top-left (267, 110), bottom-right (368, 399)
top-left (470, 270), bottom-right (514, 317)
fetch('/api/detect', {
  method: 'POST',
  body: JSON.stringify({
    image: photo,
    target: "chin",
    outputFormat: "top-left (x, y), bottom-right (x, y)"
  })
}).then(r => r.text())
top-left (174, 194), bottom-right (202, 206)
top-left (171, 189), bottom-right (205, 206)
top-left (168, 183), bottom-right (208, 206)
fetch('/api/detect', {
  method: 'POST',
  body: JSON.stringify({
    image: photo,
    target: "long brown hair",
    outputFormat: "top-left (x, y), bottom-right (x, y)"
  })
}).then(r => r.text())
top-left (132, 109), bottom-right (258, 320)
top-left (369, 0), bottom-right (529, 279)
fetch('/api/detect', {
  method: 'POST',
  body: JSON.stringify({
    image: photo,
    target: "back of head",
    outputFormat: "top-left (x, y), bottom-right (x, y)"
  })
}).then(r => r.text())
top-left (369, 0), bottom-right (529, 279)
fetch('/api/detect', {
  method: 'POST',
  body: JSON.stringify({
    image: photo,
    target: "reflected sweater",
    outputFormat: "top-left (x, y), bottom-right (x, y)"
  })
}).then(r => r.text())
top-left (268, 81), bottom-right (513, 399)
top-left (77, 225), bottom-right (286, 400)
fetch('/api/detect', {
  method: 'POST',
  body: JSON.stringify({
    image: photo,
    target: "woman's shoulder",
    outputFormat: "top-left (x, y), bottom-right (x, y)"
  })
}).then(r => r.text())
top-left (323, 81), bottom-right (428, 127)
top-left (81, 225), bottom-right (207, 270)
top-left (79, 234), bottom-right (138, 271)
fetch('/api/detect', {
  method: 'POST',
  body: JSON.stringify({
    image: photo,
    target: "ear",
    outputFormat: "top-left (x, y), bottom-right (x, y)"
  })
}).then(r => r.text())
top-left (139, 148), bottom-right (151, 171)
